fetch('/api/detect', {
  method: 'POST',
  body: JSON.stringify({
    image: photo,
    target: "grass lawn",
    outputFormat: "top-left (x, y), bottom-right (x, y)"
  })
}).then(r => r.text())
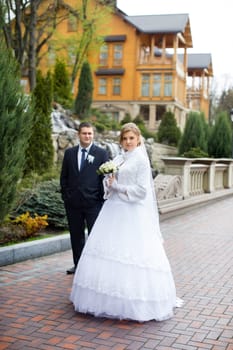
top-left (0, 228), bottom-right (68, 247)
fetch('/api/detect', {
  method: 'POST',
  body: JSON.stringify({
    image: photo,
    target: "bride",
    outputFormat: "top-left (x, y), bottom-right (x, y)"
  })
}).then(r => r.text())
top-left (70, 122), bottom-right (179, 322)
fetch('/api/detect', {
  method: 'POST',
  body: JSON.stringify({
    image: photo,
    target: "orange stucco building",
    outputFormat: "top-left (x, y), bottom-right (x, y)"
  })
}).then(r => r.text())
top-left (23, 0), bottom-right (213, 130)
top-left (88, 9), bottom-right (213, 130)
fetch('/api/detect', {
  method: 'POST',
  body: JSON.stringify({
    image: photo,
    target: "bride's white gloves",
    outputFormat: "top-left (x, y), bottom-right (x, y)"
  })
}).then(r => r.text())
top-left (104, 174), bottom-right (147, 202)
top-left (108, 177), bottom-right (127, 194)
top-left (103, 175), bottom-right (128, 200)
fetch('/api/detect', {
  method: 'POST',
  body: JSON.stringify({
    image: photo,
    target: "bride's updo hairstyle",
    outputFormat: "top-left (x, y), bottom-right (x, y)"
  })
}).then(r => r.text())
top-left (120, 122), bottom-right (142, 146)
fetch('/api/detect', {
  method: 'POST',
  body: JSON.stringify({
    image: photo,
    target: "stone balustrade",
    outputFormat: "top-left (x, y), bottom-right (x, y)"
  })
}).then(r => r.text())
top-left (155, 157), bottom-right (233, 218)
top-left (50, 106), bottom-right (233, 218)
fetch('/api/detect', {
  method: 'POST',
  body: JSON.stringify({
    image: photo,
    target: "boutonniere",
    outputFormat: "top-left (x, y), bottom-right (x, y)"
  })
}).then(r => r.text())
top-left (87, 154), bottom-right (95, 164)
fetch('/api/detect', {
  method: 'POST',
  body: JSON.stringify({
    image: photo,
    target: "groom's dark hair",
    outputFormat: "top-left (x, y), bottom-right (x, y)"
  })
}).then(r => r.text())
top-left (78, 121), bottom-right (93, 131)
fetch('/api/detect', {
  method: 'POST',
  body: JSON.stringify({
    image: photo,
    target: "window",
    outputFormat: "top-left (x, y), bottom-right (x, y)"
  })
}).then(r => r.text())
top-left (141, 73), bottom-right (172, 97)
top-left (112, 77), bottom-right (121, 95)
top-left (67, 14), bottom-right (77, 32)
top-left (140, 105), bottom-right (150, 121)
top-left (152, 74), bottom-right (161, 96)
top-left (164, 74), bottom-right (172, 96)
top-left (112, 112), bottom-right (119, 123)
top-left (99, 45), bottom-right (108, 66)
top-left (113, 44), bottom-right (123, 66)
top-left (98, 78), bottom-right (107, 95)
top-left (141, 74), bottom-right (150, 96)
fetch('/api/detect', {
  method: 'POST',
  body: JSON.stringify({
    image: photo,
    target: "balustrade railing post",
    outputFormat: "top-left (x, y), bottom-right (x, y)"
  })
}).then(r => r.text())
top-left (206, 161), bottom-right (216, 193)
top-left (183, 160), bottom-right (192, 198)
top-left (162, 157), bottom-right (192, 199)
top-left (230, 163), bottom-right (233, 188)
top-left (220, 159), bottom-right (233, 188)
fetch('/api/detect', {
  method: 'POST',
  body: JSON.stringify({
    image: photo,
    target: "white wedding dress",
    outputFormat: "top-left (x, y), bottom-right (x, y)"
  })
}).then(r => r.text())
top-left (70, 146), bottom-right (177, 322)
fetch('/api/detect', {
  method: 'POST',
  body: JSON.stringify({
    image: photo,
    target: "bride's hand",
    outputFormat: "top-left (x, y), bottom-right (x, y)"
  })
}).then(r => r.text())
top-left (107, 174), bottom-right (115, 187)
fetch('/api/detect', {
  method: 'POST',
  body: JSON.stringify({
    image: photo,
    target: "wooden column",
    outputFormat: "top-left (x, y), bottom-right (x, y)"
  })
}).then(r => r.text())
top-left (150, 36), bottom-right (155, 64)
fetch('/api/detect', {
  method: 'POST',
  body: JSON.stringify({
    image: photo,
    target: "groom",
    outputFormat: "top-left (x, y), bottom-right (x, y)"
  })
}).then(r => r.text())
top-left (60, 121), bottom-right (109, 274)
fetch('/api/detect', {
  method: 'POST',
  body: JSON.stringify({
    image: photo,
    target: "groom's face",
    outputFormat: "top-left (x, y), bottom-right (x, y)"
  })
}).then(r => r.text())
top-left (79, 127), bottom-right (94, 148)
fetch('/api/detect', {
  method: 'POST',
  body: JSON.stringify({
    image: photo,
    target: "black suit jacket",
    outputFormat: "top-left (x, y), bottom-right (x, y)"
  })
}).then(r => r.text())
top-left (60, 144), bottom-right (109, 209)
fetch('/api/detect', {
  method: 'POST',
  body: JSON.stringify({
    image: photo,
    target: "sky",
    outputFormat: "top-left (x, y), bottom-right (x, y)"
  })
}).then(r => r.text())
top-left (117, 0), bottom-right (233, 94)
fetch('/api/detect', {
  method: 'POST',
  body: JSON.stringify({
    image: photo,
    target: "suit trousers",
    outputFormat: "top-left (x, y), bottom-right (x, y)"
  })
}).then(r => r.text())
top-left (65, 202), bottom-right (103, 267)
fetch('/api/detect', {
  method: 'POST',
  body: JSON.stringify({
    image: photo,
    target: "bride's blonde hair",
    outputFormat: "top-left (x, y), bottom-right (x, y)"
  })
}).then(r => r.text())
top-left (119, 122), bottom-right (142, 145)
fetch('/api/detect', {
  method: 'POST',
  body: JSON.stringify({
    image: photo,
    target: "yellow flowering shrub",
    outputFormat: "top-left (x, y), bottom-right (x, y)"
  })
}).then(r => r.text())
top-left (12, 212), bottom-right (48, 237)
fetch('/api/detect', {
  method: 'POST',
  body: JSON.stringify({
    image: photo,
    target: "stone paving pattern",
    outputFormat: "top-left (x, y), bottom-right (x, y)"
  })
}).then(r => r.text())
top-left (0, 196), bottom-right (233, 350)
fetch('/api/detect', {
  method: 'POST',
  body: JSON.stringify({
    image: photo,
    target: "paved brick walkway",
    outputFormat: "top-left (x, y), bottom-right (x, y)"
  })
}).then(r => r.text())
top-left (0, 197), bottom-right (233, 350)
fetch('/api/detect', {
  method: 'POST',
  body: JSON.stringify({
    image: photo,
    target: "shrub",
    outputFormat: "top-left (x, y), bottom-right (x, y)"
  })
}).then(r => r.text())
top-left (53, 59), bottom-right (73, 109)
top-left (133, 115), bottom-right (145, 128)
top-left (142, 129), bottom-right (157, 141)
top-left (179, 112), bottom-right (207, 155)
top-left (157, 111), bottom-right (181, 146)
top-left (0, 212), bottom-right (48, 244)
top-left (208, 112), bottom-right (232, 158)
top-left (120, 113), bottom-right (132, 125)
top-left (12, 212), bottom-right (48, 236)
top-left (91, 110), bottom-right (121, 132)
top-left (182, 147), bottom-right (209, 158)
top-left (132, 115), bottom-right (156, 139)
top-left (12, 179), bottom-right (68, 229)
top-left (94, 122), bottom-right (106, 133)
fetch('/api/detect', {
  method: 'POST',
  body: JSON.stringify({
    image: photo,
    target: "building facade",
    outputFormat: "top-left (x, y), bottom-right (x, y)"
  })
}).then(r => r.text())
top-left (22, 1), bottom-right (213, 131)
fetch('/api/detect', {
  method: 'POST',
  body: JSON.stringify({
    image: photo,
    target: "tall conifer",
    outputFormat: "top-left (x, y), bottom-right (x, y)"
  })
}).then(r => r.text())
top-left (0, 39), bottom-right (34, 221)
top-left (157, 111), bottom-right (181, 146)
top-left (178, 112), bottom-right (206, 155)
top-left (53, 59), bottom-right (72, 108)
top-left (24, 70), bottom-right (54, 175)
top-left (74, 61), bottom-right (93, 119)
top-left (208, 112), bottom-right (232, 158)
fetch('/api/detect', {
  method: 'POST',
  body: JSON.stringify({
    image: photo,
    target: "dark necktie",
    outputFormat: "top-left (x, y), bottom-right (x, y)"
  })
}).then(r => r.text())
top-left (80, 148), bottom-right (87, 171)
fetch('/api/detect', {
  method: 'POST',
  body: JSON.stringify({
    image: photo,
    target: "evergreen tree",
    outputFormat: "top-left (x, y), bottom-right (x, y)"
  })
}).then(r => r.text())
top-left (74, 61), bottom-right (93, 119)
top-left (133, 115), bottom-right (148, 137)
top-left (216, 88), bottom-right (233, 115)
top-left (178, 112), bottom-right (207, 155)
top-left (0, 38), bottom-right (34, 222)
top-left (53, 58), bottom-right (72, 108)
top-left (120, 113), bottom-right (132, 125)
top-left (157, 110), bottom-right (181, 146)
top-left (199, 112), bottom-right (209, 152)
top-left (24, 70), bottom-right (54, 175)
top-left (208, 112), bottom-right (232, 158)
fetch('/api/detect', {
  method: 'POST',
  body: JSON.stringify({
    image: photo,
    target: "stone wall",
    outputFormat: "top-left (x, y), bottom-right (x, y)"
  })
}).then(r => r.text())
top-left (51, 104), bottom-right (177, 169)
top-left (147, 141), bottom-right (178, 172)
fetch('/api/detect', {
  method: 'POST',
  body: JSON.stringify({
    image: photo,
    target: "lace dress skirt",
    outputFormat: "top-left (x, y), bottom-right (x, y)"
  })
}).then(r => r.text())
top-left (70, 194), bottom-right (177, 322)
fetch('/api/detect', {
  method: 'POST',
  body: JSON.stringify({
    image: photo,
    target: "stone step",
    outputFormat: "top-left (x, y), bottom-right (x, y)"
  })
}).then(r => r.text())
top-left (0, 233), bottom-right (71, 267)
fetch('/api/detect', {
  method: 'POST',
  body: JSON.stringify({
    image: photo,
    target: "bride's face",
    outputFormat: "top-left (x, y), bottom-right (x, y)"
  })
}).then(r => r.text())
top-left (121, 131), bottom-right (139, 152)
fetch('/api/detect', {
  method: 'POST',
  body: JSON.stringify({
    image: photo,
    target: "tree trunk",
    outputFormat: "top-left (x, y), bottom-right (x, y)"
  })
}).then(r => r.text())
top-left (28, 0), bottom-right (39, 91)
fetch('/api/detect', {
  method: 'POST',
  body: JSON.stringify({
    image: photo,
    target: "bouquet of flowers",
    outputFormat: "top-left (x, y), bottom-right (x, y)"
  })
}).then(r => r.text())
top-left (97, 160), bottom-right (118, 175)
